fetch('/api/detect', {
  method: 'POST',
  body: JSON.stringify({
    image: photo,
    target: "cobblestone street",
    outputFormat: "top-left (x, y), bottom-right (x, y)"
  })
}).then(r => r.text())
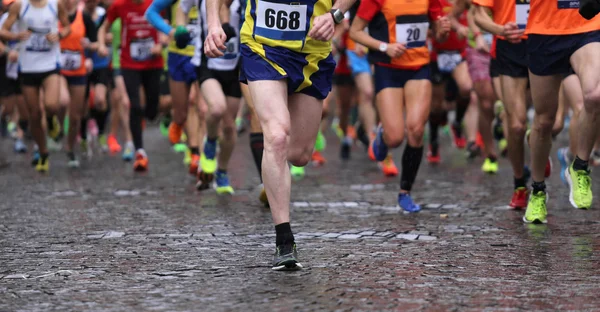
top-left (1, 128), bottom-right (600, 311)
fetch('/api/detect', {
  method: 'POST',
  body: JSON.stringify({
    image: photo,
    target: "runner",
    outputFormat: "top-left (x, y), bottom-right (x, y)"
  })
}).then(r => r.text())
top-left (97, 0), bottom-right (164, 171)
top-left (349, 0), bottom-right (450, 212)
top-left (204, 0), bottom-right (356, 270)
top-left (332, 17), bottom-right (355, 160)
top-left (59, 0), bottom-right (97, 168)
top-left (524, 0), bottom-right (600, 222)
top-left (0, 0), bottom-right (71, 172)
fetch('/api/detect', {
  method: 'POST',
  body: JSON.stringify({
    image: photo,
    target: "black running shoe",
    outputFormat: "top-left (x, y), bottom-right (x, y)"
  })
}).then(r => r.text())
top-left (340, 140), bottom-right (351, 160)
top-left (356, 124), bottom-right (370, 150)
top-left (272, 244), bottom-right (302, 271)
top-left (466, 141), bottom-right (480, 159)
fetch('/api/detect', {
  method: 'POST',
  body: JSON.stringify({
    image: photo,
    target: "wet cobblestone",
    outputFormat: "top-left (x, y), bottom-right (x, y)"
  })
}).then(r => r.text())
top-left (1, 129), bottom-right (600, 311)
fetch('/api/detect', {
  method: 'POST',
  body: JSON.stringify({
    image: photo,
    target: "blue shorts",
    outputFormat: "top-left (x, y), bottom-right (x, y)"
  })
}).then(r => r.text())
top-left (346, 50), bottom-right (371, 76)
top-left (65, 75), bottom-right (87, 86)
top-left (239, 44), bottom-right (335, 100)
top-left (528, 30), bottom-right (600, 76)
top-left (167, 52), bottom-right (197, 85)
top-left (373, 64), bottom-right (430, 94)
top-left (496, 39), bottom-right (528, 78)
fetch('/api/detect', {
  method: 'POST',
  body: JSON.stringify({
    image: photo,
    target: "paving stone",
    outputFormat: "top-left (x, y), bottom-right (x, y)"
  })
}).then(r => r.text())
top-left (338, 234), bottom-right (362, 240)
top-left (417, 235), bottom-right (438, 241)
top-left (395, 234), bottom-right (419, 240)
top-left (102, 231), bottom-right (125, 239)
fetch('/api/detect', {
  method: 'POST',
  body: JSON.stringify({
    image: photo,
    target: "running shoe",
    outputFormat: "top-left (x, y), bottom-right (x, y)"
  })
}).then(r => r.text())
top-left (509, 187), bottom-right (529, 209)
top-left (290, 165), bottom-right (305, 179)
top-left (168, 122), bottom-right (183, 145)
top-left (183, 147), bottom-right (192, 165)
top-left (272, 243), bottom-right (302, 271)
top-left (499, 138), bottom-right (508, 157)
top-left (451, 123), bottom-right (466, 149)
top-left (99, 134), bottom-right (108, 152)
top-left (173, 143), bottom-right (188, 153)
top-left (259, 185), bottom-right (269, 207)
top-left (196, 170), bottom-right (213, 191)
top-left (398, 193), bottom-right (421, 213)
top-left (481, 157), bottom-right (498, 174)
top-left (215, 171), bottom-right (235, 195)
top-left (346, 125), bottom-right (357, 140)
top-left (379, 154), bottom-right (399, 177)
top-left (107, 135), bottom-right (122, 154)
top-left (314, 131), bottom-right (326, 151)
top-left (334, 125), bottom-right (344, 140)
top-left (340, 137), bottom-right (352, 160)
top-left (67, 153), bottom-right (80, 168)
top-left (370, 125), bottom-right (388, 162)
top-left (356, 124), bottom-right (371, 150)
top-left (557, 147), bottom-right (571, 184)
top-left (466, 141), bottom-right (481, 159)
top-left (427, 144), bottom-right (440, 164)
top-left (122, 142), bottom-right (134, 162)
top-left (236, 117), bottom-right (246, 134)
top-left (189, 154), bottom-right (200, 175)
top-left (14, 139), bottom-right (27, 153)
top-left (311, 151), bottom-right (326, 166)
top-left (523, 191), bottom-right (548, 224)
top-left (31, 151), bottom-right (40, 167)
top-left (160, 117), bottom-right (170, 137)
top-left (133, 150), bottom-right (149, 172)
top-left (475, 132), bottom-right (485, 149)
top-left (35, 157), bottom-right (49, 173)
top-left (7, 121), bottom-right (17, 139)
top-left (47, 136), bottom-right (63, 152)
top-left (48, 116), bottom-right (62, 141)
top-left (200, 140), bottom-right (218, 174)
top-left (566, 163), bottom-right (592, 209)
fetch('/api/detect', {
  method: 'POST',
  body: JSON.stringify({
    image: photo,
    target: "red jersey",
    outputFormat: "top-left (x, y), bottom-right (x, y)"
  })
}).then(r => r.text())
top-left (106, 0), bottom-right (163, 70)
top-left (431, 0), bottom-right (467, 60)
top-left (335, 32), bottom-right (351, 75)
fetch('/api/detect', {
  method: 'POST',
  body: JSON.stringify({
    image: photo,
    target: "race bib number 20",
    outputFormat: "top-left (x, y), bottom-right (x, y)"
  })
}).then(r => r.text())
top-left (395, 15), bottom-right (429, 48)
top-left (255, 0), bottom-right (307, 41)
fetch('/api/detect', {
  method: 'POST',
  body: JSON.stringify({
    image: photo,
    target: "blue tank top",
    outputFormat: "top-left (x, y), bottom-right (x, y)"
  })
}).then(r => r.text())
top-left (91, 7), bottom-right (110, 69)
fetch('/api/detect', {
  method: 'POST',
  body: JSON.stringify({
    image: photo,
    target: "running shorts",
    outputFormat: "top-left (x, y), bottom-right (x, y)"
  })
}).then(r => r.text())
top-left (20, 69), bottom-right (60, 87)
top-left (197, 63), bottom-right (242, 98)
top-left (239, 44), bottom-right (335, 100)
top-left (466, 47), bottom-right (492, 82)
top-left (0, 57), bottom-right (21, 96)
top-left (373, 64), bottom-right (430, 94)
top-left (495, 39), bottom-right (528, 78)
top-left (89, 67), bottom-right (112, 87)
top-left (168, 52), bottom-right (197, 85)
top-left (489, 58), bottom-right (500, 78)
top-left (528, 30), bottom-right (600, 76)
top-left (64, 75), bottom-right (88, 86)
top-left (346, 50), bottom-right (371, 76)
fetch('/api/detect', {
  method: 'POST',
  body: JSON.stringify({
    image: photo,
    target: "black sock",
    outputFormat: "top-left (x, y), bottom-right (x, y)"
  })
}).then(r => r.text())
top-left (455, 97), bottom-right (469, 125)
top-left (488, 155), bottom-right (497, 162)
top-left (532, 180), bottom-right (546, 194)
top-left (514, 176), bottom-right (527, 189)
top-left (91, 108), bottom-right (108, 135)
top-left (80, 117), bottom-right (88, 141)
top-left (573, 156), bottom-right (589, 172)
top-left (400, 145), bottom-right (424, 192)
top-left (18, 119), bottom-right (28, 133)
top-left (429, 111), bottom-right (445, 145)
top-left (190, 147), bottom-right (199, 155)
top-left (46, 116), bottom-right (55, 131)
top-left (250, 132), bottom-right (264, 182)
top-left (275, 222), bottom-right (294, 246)
top-left (40, 152), bottom-right (49, 162)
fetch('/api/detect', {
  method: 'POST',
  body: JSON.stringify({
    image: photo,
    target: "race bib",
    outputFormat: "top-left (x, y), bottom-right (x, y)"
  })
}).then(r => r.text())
top-left (395, 15), bottom-right (429, 48)
top-left (25, 33), bottom-right (51, 52)
top-left (558, 0), bottom-right (579, 8)
top-left (187, 18), bottom-right (199, 47)
top-left (60, 50), bottom-right (82, 71)
top-left (437, 52), bottom-right (462, 73)
top-left (515, 0), bottom-right (530, 29)
top-left (483, 33), bottom-right (493, 46)
top-left (223, 37), bottom-right (239, 59)
top-left (130, 38), bottom-right (154, 61)
top-left (6, 61), bottom-right (18, 79)
top-left (255, 0), bottom-right (307, 41)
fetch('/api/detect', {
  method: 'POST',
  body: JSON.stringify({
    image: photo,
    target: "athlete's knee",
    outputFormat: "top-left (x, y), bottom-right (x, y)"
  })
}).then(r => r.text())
top-left (263, 122), bottom-right (290, 155)
top-left (582, 85), bottom-right (600, 115)
top-left (288, 143), bottom-right (312, 166)
top-left (359, 86), bottom-right (374, 103)
top-left (209, 102), bottom-right (227, 120)
top-left (508, 119), bottom-right (527, 136)
top-left (406, 121), bottom-right (425, 142)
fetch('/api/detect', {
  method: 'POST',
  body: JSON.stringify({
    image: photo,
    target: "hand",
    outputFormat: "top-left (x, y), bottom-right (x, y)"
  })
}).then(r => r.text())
top-left (7, 50), bottom-right (18, 62)
top-left (355, 43), bottom-right (367, 57)
top-left (46, 33), bottom-right (60, 43)
top-left (502, 22), bottom-right (524, 43)
top-left (85, 58), bottom-right (93, 73)
top-left (204, 24), bottom-right (227, 58)
top-left (17, 31), bottom-right (31, 41)
top-left (456, 25), bottom-right (469, 39)
top-left (97, 45), bottom-right (109, 57)
top-left (150, 43), bottom-right (162, 56)
top-left (106, 33), bottom-right (113, 45)
top-left (80, 37), bottom-right (91, 49)
top-left (308, 13), bottom-right (335, 41)
top-left (436, 16), bottom-right (451, 40)
top-left (221, 23), bottom-right (236, 41)
top-left (386, 43), bottom-right (406, 58)
top-left (174, 25), bottom-right (192, 49)
top-left (474, 33), bottom-right (489, 53)
top-left (168, 28), bottom-right (176, 41)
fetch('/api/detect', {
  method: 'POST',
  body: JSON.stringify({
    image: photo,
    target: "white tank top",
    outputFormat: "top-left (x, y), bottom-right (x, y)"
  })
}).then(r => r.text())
top-left (180, 0), bottom-right (203, 67)
top-left (199, 0), bottom-right (240, 71)
top-left (17, 0), bottom-right (60, 73)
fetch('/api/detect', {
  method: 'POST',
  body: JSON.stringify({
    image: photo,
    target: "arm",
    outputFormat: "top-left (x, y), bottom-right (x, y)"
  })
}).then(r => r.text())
top-left (349, 5), bottom-right (404, 59)
top-left (0, 1), bottom-right (26, 42)
top-left (472, 4), bottom-right (502, 35)
top-left (219, 0), bottom-right (230, 24)
top-left (174, 4), bottom-right (189, 27)
top-left (56, 0), bottom-right (71, 40)
top-left (145, 0), bottom-right (175, 36)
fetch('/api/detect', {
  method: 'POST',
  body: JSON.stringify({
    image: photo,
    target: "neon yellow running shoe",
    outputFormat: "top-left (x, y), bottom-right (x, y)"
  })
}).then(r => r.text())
top-left (173, 143), bottom-right (188, 153)
top-left (48, 116), bottom-right (61, 140)
top-left (183, 147), bottom-right (192, 165)
top-left (314, 131), bottom-right (326, 152)
top-left (35, 157), bottom-right (49, 173)
top-left (523, 191), bottom-right (548, 224)
top-left (290, 165), bottom-right (305, 179)
top-left (200, 140), bottom-right (218, 174)
top-left (566, 163), bottom-right (592, 209)
top-left (481, 157), bottom-right (499, 174)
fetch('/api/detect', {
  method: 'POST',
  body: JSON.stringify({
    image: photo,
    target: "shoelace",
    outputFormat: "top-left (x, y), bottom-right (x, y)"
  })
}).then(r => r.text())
top-left (531, 193), bottom-right (546, 215)
top-left (577, 171), bottom-right (591, 196)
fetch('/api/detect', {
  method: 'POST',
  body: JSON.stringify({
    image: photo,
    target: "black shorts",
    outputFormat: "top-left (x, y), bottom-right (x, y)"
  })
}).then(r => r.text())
top-left (89, 67), bottom-right (112, 87)
top-left (160, 70), bottom-right (170, 96)
top-left (495, 39), bottom-right (528, 78)
top-left (430, 61), bottom-right (453, 85)
top-left (489, 58), bottom-right (500, 78)
top-left (0, 57), bottom-right (21, 97)
top-left (20, 69), bottom-right (60, 87)
top-left (444, 78), bottom-right (459, 102)
top-left (333, 74), bottom-right (353, 86)
top-left (528, 30), bottom-right (600, 76)
top-left (197, 64), bottom-right (242, 98)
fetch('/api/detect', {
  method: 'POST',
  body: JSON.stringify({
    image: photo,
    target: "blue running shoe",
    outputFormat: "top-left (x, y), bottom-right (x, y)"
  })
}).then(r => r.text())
top-left (371, 125), bottom-right (388, 162)
top-left (398, 193), bottom-right (421, 213)
top-left (215, 170), bottom-right (234, 195)
top-left (31, 151), bottom-right (40, 167)
top-left (122, 143), bottom-right (134, 162)
top-left (557, 147), bottom-right (571, 185)
top-left (14, 139), bottom-right (27, 153)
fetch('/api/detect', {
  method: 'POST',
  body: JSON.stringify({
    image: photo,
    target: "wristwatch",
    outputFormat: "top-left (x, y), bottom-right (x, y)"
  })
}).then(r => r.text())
top-left (330, 9), bottom-right (344, 24)
top-left (379, 43), bottom-right (388, 53)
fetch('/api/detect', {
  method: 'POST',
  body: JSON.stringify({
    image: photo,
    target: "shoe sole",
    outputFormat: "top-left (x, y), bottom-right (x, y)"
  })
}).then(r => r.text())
top-left (271, 261), bottom-right (303, 271)
top-left (565, 168), bottom-right (590, 210)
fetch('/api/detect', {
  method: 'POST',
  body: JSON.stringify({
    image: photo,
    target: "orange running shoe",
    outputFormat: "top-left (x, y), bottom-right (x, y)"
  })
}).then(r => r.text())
top-left (475, 132), bottom-right (485, 149)
top-left (189, 154), bottom-right (200, 175)
top-left (311, 151), bottom-right (326, 166)
top-left (509, 187), bottom-right (529, 209)
top-left (133, 151), bottom-right (149, 172)
top-left (346, 125), bottom-right (357, 140)
top-left (168, 122), bottom-right (183, 145)
top-left (427, 144), bottom-right (441, 164)
top-left (379, 154), bottom-right (399, 177)
top-left (107, 135), bottom-right (122, 154)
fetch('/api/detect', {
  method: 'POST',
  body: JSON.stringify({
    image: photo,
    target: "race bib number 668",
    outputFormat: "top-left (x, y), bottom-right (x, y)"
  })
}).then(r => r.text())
top-left (255, 0), bottom-right (307, 41)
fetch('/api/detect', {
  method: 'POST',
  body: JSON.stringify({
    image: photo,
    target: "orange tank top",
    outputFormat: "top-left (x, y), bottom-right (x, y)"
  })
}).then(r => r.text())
top-left (59, 9), bottom-right (87, 76)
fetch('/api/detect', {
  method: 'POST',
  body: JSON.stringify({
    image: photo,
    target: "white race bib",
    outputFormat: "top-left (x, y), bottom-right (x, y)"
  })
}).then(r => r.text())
top-left (60, 50), bottom-right (82, 71)
top-left (515, 0), bottom-right (530, 29)
top-left (483, 33), bottom-right (493, 46)
top-left (130, 38), bottom-right (154, 61)
top-left (223, 38), bottom-right (239, 59)
top-left (255, 0), bottom-right (307, 41)
top-left (437, 52), bottom-right (462, 73)
top-left (395, 18), bottom-right (429, 48)
top-left (6, 61), bottom-right (18, 79)
top-left (26, 33), bottom-right (51, 52)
